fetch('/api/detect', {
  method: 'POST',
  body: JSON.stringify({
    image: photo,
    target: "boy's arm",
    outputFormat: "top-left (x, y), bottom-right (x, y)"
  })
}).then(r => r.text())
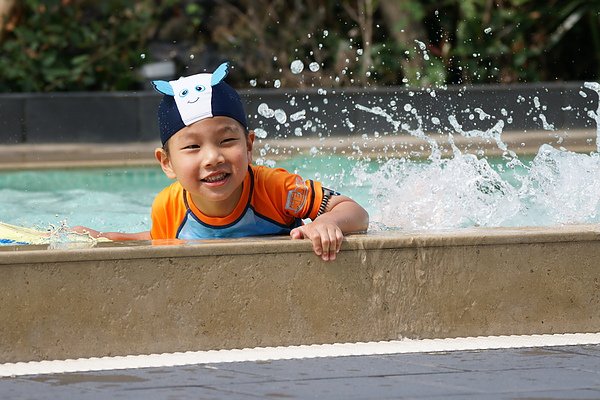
top-left (72, 226), bottom-right (151, 241)
top-left (290, 195), bottom-right (369, 262)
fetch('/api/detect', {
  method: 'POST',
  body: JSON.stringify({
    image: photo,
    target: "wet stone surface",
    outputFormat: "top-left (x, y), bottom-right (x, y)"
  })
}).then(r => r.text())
top-left (1, 345), bottom-right (599, 399)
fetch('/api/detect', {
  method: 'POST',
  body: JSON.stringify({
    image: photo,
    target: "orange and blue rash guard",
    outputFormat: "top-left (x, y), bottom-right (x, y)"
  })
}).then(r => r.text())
top-left (150, 165), bottom-right (324, 239)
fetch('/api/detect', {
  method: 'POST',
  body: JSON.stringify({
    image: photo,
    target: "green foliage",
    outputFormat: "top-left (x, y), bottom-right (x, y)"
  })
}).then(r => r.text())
top-left (0, 0), bottom-right (598, 92)
top-left (194, 0), bottom-right (599, 88)
top-left (432, 0), bottom-right (600, 83)
top-left (0, 0), bottom-right (171, 92)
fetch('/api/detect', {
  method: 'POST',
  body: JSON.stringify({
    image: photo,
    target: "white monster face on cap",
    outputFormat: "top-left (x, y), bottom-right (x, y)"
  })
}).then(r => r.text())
top-left (152, 62), bottom-right (230, 126)
top-left (168, 73), bottom-right (214, 125)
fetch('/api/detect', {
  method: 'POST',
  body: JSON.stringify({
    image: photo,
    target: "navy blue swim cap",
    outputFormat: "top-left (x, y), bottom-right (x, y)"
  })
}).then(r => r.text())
top-left (152, 62), bottom-right (248, 145)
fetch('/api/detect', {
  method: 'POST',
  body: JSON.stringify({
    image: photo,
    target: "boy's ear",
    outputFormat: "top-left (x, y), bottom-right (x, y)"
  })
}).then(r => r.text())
top-left (155, 147), bottom-right (177, 179)
top-left (246, 130), bottom-right (255, 163)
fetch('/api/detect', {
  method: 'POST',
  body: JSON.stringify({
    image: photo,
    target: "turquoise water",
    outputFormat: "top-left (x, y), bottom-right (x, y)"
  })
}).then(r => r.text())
top-left (2, 145), bottom-right (600, 234)
top-left (0, 155), bottom-right (372, 233)
top-left (1, 167), bottom-right (167, 232)
top-left (0, 152), bottom-right (544, 232)
top-left (3, 82), bottom-right (599, 236)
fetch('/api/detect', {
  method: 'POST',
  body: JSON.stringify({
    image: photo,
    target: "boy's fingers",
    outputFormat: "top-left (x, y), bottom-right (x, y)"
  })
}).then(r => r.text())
top-left (336, 229), bottom-right (344, 252)
top-left (291, 225), bottom-right (344, 261)
top-left (319, 233), bottom-right (331, 260)
top-left (310, 233), bottom-right (324, 256)
top-left (324, 228), bottom-right (343, 261)
top-left (329, 227), bottom-right (343, 260)
top-left (319, 226), bottom-right (342, 261)
top-left (72, 226), bottom-right (99, 238)
top-left (290, 227), bottom-right (306, 240)
top-left (291, 227), bottom-right (325, 256)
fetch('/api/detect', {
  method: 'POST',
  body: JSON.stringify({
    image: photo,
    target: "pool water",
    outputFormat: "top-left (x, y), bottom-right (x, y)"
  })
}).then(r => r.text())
top-left (1, 167), bottom-right (165, 233)
top-left (2, 81), bottom-right (599, 237)
top-left (0, 155), bottom-right (373, 233)
top-left (4, 145), bottom-right (598, 236)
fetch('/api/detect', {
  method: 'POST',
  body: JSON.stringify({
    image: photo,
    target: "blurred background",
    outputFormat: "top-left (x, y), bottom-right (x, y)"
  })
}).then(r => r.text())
top-left (0, 0), bottom-right (598, 93)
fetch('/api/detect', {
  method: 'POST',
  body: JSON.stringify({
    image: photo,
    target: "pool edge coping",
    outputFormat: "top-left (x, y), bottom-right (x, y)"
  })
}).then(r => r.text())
top-left (2, 224), bottom-right (600, 264)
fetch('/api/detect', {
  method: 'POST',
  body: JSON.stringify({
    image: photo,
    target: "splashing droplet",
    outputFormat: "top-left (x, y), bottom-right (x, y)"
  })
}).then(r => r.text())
top-left (274, 109), bottom-right (287, 124)
top-left (290, 110), bottom-right (306, 122)
top-left (257, 103), bottom-right (275, 118)
top-left (254, 128), bottom-right (268, 139)
top-left (290, 60), bottom-right (304, 74)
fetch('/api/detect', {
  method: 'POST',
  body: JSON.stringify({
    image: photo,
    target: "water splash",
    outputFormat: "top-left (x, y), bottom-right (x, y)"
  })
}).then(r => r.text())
top-left (519, 144), bottom-right (600, 225)
top-left (365, 153), bottom-right (521, 229)
top-left (583, 82), bottom-right (600, 152)
top-left (290, 60), bottom-right (304, 74)
top-left (449, 115), bottom-right (508, 152)
top-left (253, 78), bottom-right (600, 231)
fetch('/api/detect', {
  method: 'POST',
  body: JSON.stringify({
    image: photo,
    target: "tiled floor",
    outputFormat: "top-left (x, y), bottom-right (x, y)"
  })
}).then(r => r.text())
top-left (2, 345), bottom-right (599, 399)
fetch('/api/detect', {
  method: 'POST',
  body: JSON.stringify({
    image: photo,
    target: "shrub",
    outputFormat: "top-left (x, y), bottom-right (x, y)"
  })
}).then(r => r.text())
top-left (0, 0), bottom-right (598, 92)
top-left (0, 0), bottom-right (170, 92)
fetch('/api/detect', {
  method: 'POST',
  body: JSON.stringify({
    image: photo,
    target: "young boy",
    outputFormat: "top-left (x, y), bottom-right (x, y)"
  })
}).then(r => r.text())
top-left (80, 62), bottom-right (368, 261)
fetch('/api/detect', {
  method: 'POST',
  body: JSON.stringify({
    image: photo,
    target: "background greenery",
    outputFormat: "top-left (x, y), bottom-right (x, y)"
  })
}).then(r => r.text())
top-left (0, 0), bottom-right (598, 92)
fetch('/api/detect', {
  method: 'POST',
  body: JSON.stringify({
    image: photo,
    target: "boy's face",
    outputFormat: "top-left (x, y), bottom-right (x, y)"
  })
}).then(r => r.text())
top-left (156, 116), bottom-right (255, 216)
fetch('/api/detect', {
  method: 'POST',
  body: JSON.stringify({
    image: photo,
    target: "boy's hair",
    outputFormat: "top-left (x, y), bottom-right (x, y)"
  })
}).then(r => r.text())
top-left (152, 62), bottom-right (248, 145)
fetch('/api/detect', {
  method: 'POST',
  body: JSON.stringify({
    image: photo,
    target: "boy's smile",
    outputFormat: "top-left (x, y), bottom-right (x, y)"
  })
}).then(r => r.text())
top-left (201, 172), bottom-right (230, 184)
top-left (156, 116), bottom-right (255, 217)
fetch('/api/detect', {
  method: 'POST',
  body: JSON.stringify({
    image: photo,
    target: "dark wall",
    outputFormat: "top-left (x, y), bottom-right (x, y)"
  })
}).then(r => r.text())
top-left (1, 82), bottom-right (597, 144)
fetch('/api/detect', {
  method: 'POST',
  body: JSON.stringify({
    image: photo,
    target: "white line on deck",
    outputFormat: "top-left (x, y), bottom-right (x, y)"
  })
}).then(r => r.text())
top-left (2, 332), bottom-right (599, 378)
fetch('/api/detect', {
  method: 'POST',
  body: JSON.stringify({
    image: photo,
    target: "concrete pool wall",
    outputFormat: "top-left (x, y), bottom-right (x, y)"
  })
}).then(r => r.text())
top-left (1, 225), bottom-right (599, 363)
top-left (1, 83), bottom-right (599, 364)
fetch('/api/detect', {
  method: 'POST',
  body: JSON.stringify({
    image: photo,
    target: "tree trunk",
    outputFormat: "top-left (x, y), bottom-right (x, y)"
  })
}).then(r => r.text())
top-left (0, 0), bottom-right (16, 41)
top-left (379, 0), bottom-right (428, 85)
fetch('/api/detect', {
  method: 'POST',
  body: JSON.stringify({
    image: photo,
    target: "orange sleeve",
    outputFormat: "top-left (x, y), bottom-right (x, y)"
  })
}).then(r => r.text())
top-left (252, 166), bottom-right (324, 222)
top-left (150, 182), bottom-right (188, 239)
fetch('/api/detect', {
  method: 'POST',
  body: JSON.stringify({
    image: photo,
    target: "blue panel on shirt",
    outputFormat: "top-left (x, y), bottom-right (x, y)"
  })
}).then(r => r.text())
top-left (177, 207), bottom-right (300, 239)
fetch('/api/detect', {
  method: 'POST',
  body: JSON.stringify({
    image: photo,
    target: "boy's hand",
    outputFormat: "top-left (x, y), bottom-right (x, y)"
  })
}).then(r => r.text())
top-left (71, 225), bottom-right (102, 238)
top-left (290, 221), bottom-right (344, 261)
top-left (71, 226), bottom-right (151, 241)
top-left (290, 194), bottom-right (368, 261)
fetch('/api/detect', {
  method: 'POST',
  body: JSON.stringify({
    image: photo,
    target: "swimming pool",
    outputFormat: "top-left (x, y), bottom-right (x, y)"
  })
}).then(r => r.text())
top-left (3, 80), bottom-right (599, 236)
top-left (2, 85), bottom-right (600, 364)
top-left (0, 155), bottom-right (373, 233)
top-left (1, 167), bottom-right (165, 233)
top-left (2, 144), bottom-right (599, 235)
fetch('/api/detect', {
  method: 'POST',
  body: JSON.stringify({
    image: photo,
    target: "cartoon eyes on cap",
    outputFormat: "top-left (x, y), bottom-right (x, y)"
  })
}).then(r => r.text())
top-left (179, 85), bottom-right (205, 97)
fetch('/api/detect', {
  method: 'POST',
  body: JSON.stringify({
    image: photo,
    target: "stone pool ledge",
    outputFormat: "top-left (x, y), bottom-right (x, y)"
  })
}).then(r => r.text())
top-left (0, 128), bottom-right (596, 170)
top-left (1, 225), bottom-right (599, 363)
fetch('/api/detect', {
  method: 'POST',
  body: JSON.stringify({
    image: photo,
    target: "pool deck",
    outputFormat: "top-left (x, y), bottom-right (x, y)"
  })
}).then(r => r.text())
top-left (1, 341), bottom-right (600, 399)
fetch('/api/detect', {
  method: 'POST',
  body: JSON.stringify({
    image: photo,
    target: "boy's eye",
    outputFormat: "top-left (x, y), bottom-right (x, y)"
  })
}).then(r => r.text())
top-left (195, 85), bottom-right (205, 92)
top-left (222, 137), bottom-right (238, 144)
top-left (183, 144), bottom-right (200, 149)
top-left (179, 89), bottom-right (189, 97)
